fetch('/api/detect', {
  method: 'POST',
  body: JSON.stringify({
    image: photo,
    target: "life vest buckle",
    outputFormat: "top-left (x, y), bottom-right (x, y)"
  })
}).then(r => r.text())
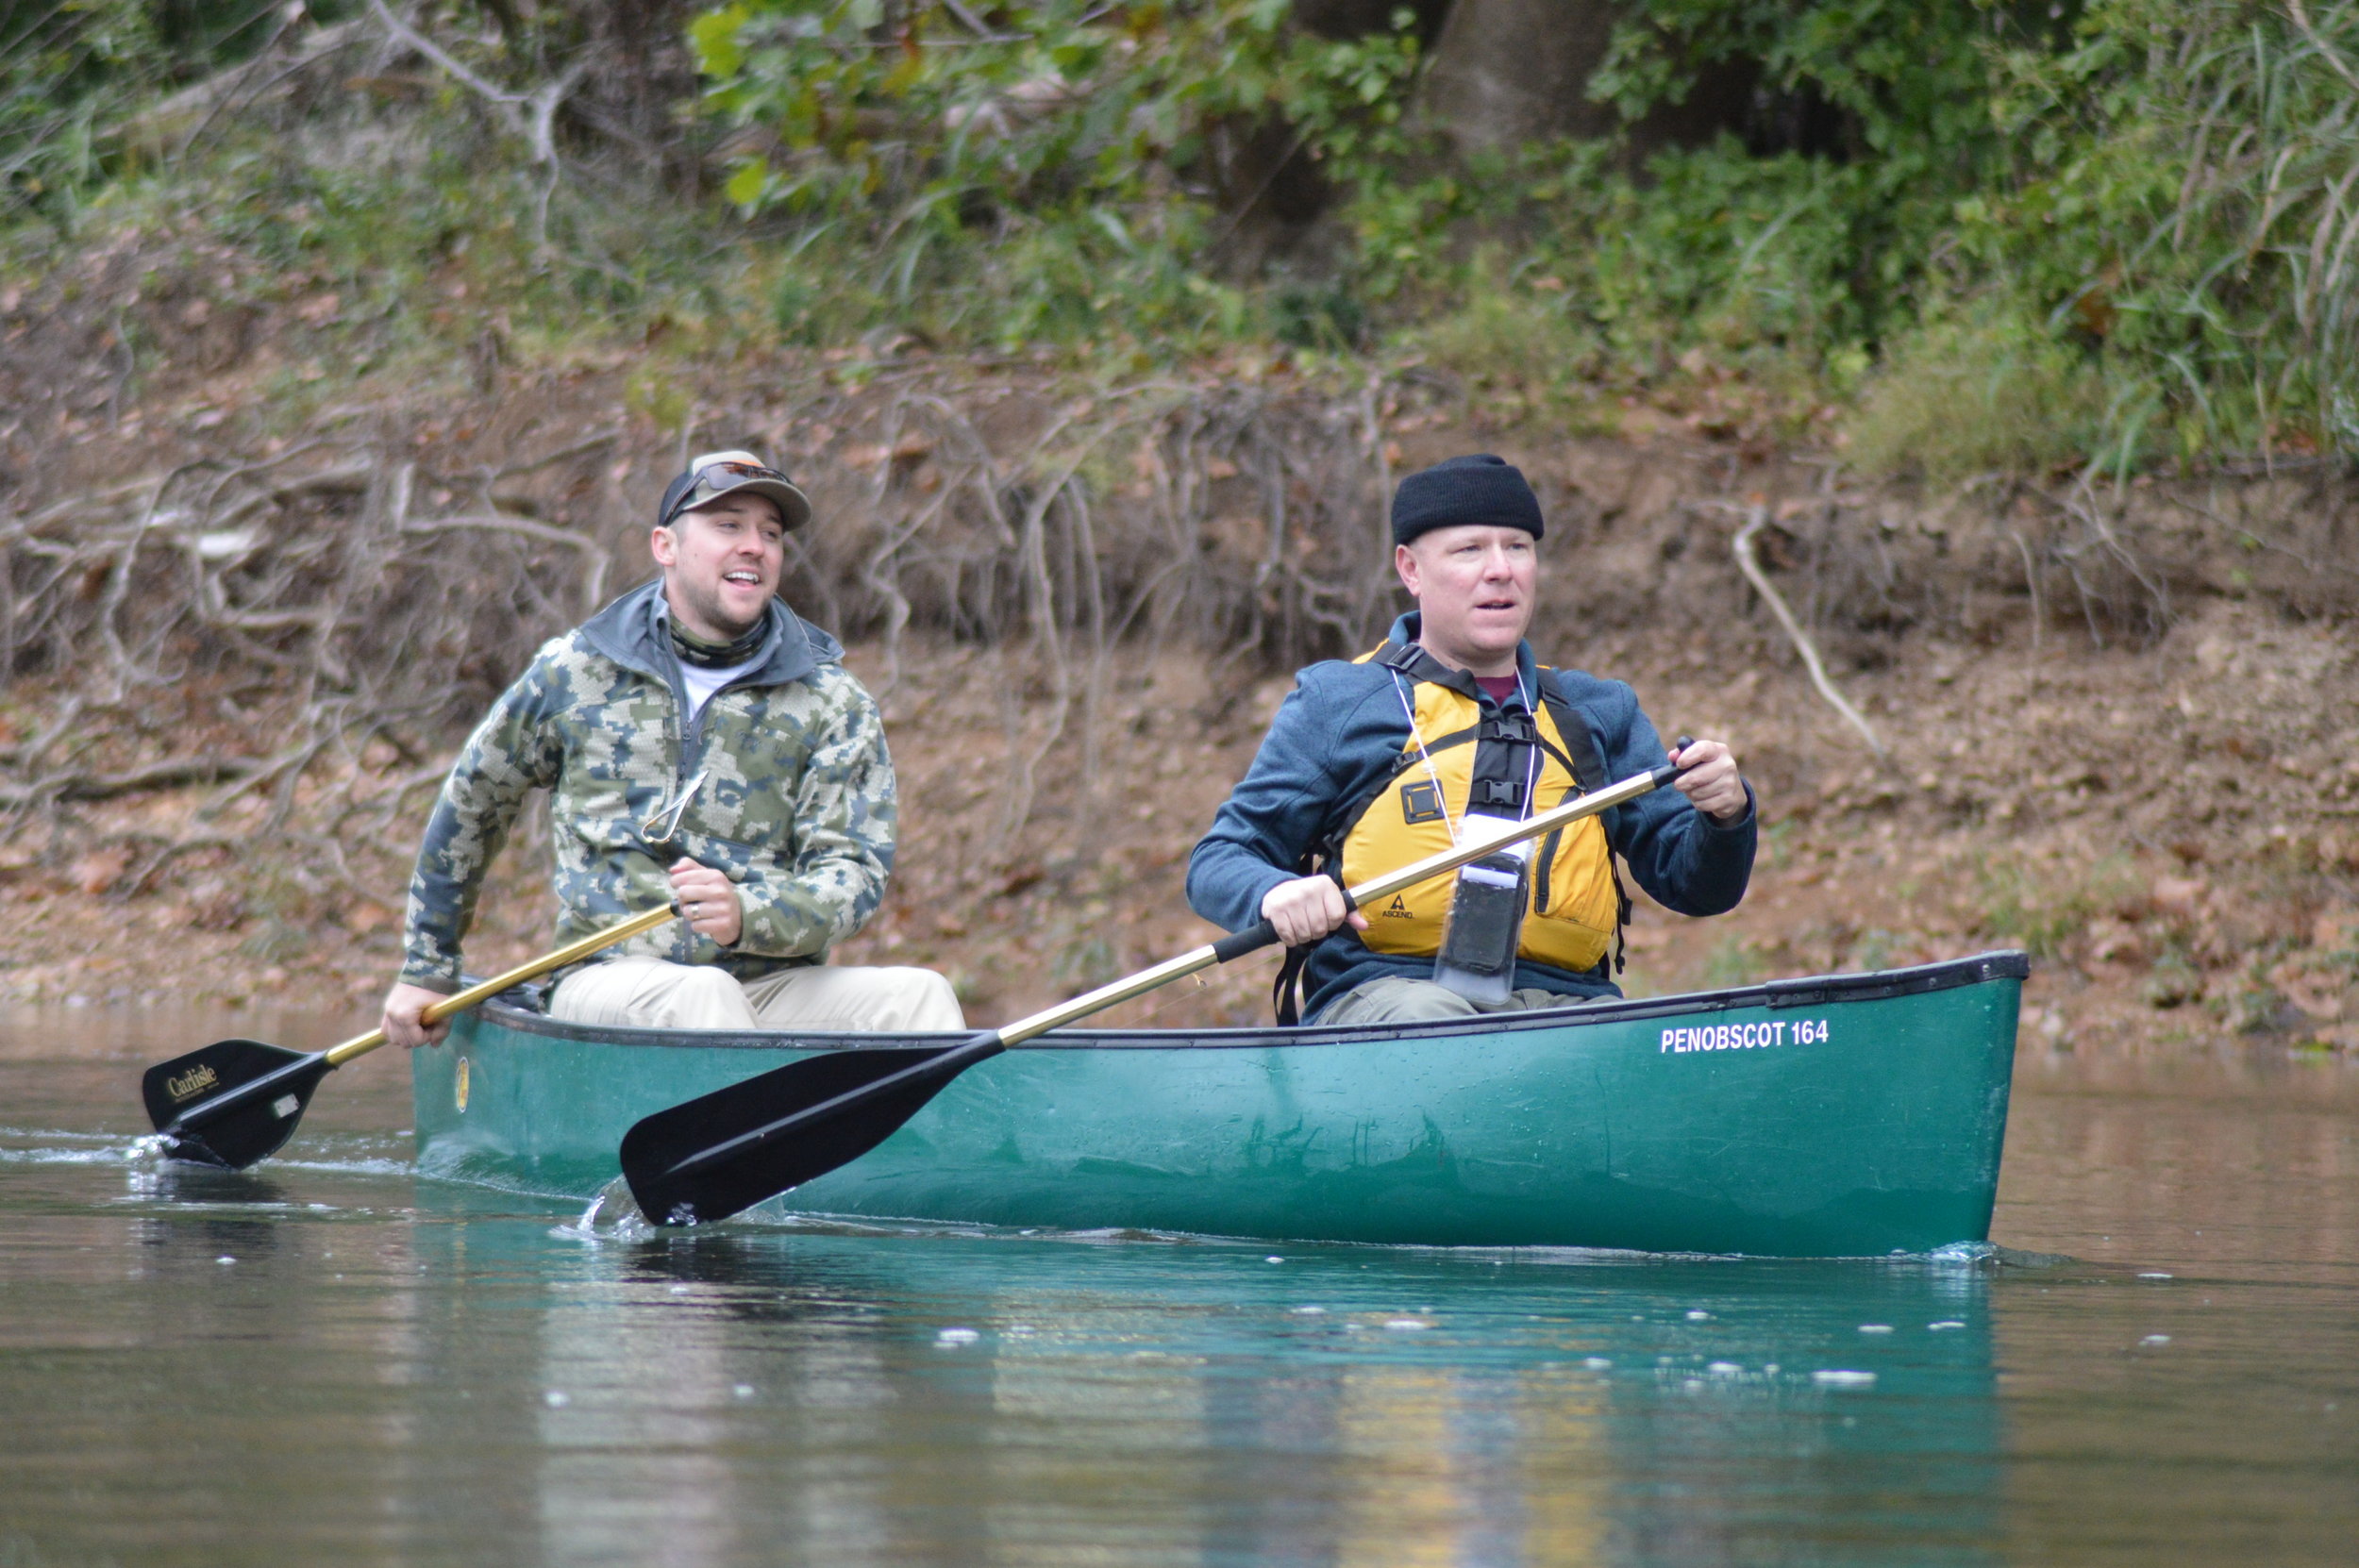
top-left (1478, 713), bottom-right (1536, 744)
top-left (1474, 778), bottom-right (1525, 809)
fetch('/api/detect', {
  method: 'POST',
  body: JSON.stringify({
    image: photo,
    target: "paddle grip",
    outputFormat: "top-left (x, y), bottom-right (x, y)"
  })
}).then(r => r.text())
top-left (1211, 920), bottom-right (1280, 963)
top-left (1649, 734), bottom-right (1698, 789)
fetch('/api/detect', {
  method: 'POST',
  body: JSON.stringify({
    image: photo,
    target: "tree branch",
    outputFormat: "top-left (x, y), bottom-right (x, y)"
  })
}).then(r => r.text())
top-left (0, 755), bottom-right (262, 807)
top-left (1732, 505), bottom-right (1887, 758)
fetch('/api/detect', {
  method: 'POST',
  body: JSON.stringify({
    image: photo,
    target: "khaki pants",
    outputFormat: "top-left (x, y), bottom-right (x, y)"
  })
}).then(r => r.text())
top-left (549, 957), bottom-right (965, 1033)
top-left (1313, 975), bottom-right (1609, 1026)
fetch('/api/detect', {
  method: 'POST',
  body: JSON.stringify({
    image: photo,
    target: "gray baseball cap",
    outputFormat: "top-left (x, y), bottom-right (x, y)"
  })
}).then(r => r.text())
top-left (657, 449), bottom-right (811, 530)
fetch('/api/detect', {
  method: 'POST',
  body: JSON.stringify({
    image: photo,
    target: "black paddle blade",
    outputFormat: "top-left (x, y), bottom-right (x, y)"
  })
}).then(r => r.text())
top-left (621, 1040), bottom-right (995, 1227)
top-left (141, 1040), bottom-right (331, 1169)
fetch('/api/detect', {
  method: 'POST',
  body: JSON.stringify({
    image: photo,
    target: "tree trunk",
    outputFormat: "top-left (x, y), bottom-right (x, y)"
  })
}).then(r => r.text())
top-left (1416, 0), bottom-right (1623, 152)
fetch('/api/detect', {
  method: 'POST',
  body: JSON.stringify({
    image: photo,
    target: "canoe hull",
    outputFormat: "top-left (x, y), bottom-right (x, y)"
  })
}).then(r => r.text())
top-left (413, 953), bottom-right (2023, 1255)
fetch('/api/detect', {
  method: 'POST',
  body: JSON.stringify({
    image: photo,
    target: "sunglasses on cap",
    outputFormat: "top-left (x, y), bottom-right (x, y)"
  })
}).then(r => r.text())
top-left (659, 459), bottom-right (798, 526)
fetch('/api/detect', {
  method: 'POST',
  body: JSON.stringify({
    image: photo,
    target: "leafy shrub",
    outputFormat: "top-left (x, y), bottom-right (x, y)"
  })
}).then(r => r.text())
top-left (691, 0), bottom-right (1418, 354)
top-left (3, 0), bottom-right (305, 224)
top-left (8, 0), bottom-right (2357, 478)
top-left (1847, 300), bottom-right (2108, 481)
top-left (1407, 251), bottom-right (1597, 392)
top-left (1961, 0), bottom-right (2359, 466)
top-left (3, 0), bottom-right (162, 222)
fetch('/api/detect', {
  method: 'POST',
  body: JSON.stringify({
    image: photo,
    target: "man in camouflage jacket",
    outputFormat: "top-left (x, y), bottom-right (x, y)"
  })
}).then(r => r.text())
top-left (380, 451), bottom-right (962, 1043)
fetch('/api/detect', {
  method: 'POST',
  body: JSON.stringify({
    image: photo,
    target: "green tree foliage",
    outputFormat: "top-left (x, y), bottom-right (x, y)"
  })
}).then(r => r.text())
top-left (692, 0), bottom-right (2359, 469)
top-left (3, 0), bottom-right (297, 220)
top-left (1853, 0), bottom-right (2359, 475)
top-left (1969, 0), bottom-right (2359, 467)
top-left (9, 1), bottom-right (2355, 474)
top-left (1573, 1), bottom-right (2067, 355)
top-left (3, 0), bottom-right (161, 215)
top-left (692, 0), bottom-right (1418, 348)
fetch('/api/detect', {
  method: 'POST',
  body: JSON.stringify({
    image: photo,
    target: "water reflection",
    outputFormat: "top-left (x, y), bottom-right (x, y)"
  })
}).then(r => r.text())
top-left (2000, 1053), bottom-right (2359, 1282)
top-left (3, 1038), bottom-right (2356, 1565)
top-left (122, 1160), bottom-right (293, 1210)
top-left (396, 1206), bottom-right (2007, 1568)
top-left (534, 1267), bottom-right (741, 1566)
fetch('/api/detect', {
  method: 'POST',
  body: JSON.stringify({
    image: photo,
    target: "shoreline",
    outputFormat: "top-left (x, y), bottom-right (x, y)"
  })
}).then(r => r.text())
top-left (8, 599), bottom-right (2353, 1057)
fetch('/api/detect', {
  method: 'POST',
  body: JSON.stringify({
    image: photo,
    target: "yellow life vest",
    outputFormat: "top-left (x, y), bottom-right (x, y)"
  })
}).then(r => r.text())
top-left (1335, 644), bottom-right (1624, 976)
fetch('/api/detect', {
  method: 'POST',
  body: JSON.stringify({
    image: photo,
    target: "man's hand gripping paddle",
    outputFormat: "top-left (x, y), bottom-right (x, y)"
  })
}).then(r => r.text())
top-left (142, 904), bottom-right (679, 1169)
top-left (619, 745), bottom-right (1694, 1226)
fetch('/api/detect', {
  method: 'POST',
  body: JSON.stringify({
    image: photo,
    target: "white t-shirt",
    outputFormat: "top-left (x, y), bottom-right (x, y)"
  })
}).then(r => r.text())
top-left (679, 658), bottom-right (758, 720)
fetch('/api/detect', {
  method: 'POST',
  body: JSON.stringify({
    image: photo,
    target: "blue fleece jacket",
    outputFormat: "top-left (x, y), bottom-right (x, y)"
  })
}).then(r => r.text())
top-left (1186, 613), bottom-right (1757, 1021)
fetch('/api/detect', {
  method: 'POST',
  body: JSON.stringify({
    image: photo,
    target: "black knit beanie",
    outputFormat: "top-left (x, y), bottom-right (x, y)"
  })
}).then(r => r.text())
top-left (1391, 454), bottom-right (1544, 546)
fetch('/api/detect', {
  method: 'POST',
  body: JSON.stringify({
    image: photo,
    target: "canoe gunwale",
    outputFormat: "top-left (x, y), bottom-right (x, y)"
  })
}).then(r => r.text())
top-left (458, 950), bottom-right (2030, 1054)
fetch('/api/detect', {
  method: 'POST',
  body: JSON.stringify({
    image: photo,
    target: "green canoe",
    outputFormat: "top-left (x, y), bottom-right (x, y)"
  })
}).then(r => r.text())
top-left (411, 951), bottom-right (2025, 1255)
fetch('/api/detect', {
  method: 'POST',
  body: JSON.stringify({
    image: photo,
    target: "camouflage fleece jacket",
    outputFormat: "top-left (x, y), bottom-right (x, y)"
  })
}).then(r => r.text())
top-left (397, 578), bottom-right (895, 993)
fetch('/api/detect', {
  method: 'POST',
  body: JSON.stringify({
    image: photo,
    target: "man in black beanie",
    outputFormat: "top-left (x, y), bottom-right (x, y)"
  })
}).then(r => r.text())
top-left (1187, 455), bottom-right (1756, 1025)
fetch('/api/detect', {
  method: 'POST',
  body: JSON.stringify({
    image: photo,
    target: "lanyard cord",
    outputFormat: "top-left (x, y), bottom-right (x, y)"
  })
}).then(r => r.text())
top-left (1390, 672), bottom-right (1463, 847)
top-left (1510, 667), bottom-right (1540, 817)
top-left (1389, 664), bottom-right (1545, 846)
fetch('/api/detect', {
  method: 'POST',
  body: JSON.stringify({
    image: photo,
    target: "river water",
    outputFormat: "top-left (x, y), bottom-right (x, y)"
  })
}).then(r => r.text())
top-left (2, 1010), bottom-right (2353, 1567)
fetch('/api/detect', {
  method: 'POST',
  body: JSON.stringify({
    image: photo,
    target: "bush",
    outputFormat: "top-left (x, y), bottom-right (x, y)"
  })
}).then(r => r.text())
top-left (1407, 253), bottom-right (1596, 392)
top-left (1847, 301), bottom-right (2107, 481)
top-left (7, 0), bottom-right (2356, 477)
top-left (691, 0), bottom-right (1417, 356)
top-left (1951, 0), bottom-right (2359, 467)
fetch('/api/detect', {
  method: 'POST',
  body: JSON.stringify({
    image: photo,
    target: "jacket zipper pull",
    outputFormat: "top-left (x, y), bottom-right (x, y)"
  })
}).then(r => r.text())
top-left (642, 768), bottom-right (710, 846)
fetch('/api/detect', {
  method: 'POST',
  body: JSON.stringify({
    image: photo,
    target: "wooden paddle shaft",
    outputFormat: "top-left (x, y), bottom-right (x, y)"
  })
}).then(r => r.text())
top-left (995, 759), bottom-right (1678, 1048)
top-left (627, 757), bottom-right (1689, 1217)
top-left (321, 903), bottom-right (679, 1068)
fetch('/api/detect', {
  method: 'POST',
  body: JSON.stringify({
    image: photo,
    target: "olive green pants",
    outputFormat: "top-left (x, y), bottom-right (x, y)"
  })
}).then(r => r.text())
top-left (1313, 975), bottom-right (1609, 1026)
top-left (550, 957), bottom-right (965, 1033)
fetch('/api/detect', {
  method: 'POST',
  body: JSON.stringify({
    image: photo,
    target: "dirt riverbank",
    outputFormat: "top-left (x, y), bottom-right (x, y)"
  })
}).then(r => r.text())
top-left (8, 591), bottom-right (2354, 1058)
top-left (6, 258), bottom-right (2356, 1050)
